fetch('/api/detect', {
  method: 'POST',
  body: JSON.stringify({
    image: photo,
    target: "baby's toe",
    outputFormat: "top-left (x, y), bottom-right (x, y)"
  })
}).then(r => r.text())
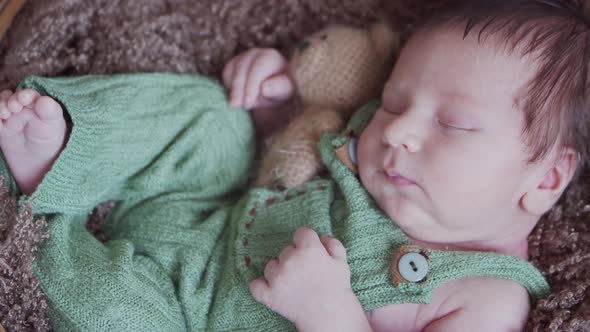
top-left (6, 94), bottom-right (23, 113)
top-left (16, 89), bottom-right (40, 108)
top-left (34, 96), bottom-right (63, 123)
top-left (0, 108), bottom-right (11, 120)
top-left (0, 90), bottom-right (12, 118)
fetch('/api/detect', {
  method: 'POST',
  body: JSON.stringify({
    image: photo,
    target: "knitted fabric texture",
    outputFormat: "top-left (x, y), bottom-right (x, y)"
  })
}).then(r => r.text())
top-left (1, 76), bottom-right (548, 330)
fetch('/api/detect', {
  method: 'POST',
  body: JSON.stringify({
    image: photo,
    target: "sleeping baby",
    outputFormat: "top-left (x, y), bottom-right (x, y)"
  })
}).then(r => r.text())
top-left (0, 0), bottom-right (587, 331)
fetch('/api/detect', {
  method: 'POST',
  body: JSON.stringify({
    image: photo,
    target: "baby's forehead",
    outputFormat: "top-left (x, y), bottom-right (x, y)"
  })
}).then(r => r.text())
top-left (407, 25), bottom-right (542, 62)
top-left (393, 29), bottom-right (535, 103)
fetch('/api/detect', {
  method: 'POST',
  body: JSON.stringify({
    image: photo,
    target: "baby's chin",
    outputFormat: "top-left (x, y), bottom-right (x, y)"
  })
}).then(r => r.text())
top-left (374, 189), bottom-right (423, 228)
top-left (372, 191), bottom-right (455, 243)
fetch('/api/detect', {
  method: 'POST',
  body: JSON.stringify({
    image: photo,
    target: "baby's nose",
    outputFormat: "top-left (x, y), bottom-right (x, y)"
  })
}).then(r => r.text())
top-left (382, 118), bottom-right (423, 153)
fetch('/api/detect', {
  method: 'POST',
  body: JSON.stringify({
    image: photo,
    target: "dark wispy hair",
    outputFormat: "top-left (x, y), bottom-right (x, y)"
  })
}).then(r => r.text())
top-left (418, 0), bottom-right (590, 170)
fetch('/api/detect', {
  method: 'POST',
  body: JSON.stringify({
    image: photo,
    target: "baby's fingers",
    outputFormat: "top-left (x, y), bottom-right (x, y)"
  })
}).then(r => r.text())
top-left (263, 259), bottom-right (280, 280)
top-left (320, 235), bottom-right (347, 261)
top-left (293, 227), bottom-right (321, 249)
top-left (222, 58), bottom-right (236, 89)
top-left (244, 50), bottom-right (288, 109)
top-left (261, 74), bottom-right (294, 102)
top-left (250, 278), bottom-right (273, 306)
top-left (229, 49), bottom-right (263, 108)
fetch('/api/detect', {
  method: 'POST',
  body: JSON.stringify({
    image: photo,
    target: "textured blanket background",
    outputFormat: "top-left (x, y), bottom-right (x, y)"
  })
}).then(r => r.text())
top-left (0, 0), bottom-right (588, 331)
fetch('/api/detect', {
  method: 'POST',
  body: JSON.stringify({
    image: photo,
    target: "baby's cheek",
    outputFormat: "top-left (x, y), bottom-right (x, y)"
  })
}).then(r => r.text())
top-left (356, 146), bottom-right (374, 183)
top-left (356, 131), bottom-right (377, 166)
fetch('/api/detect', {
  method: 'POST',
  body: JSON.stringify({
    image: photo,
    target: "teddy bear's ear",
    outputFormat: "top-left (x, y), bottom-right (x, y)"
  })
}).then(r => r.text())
top-left (369, 22), bottom-right (400, 64)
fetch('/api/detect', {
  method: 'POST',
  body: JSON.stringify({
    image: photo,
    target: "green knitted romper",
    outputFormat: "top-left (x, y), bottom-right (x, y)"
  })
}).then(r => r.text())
top-left (0, 74), bottom-right (548, 331)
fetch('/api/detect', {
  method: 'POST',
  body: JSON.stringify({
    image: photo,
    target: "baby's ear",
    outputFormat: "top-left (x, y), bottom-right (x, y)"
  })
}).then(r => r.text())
top-left (520, 147), bottom-right (578, 216)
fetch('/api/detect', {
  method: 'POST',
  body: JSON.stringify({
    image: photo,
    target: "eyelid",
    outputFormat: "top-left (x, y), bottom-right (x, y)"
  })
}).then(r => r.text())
top-left (436, 119), bottom-right (477, 131)
top-left (382, 106), bottom-right (403, 115)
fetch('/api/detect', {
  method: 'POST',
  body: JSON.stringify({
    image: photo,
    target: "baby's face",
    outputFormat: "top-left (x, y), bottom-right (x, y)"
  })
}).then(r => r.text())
top-left (358, 28), bottom-right (545, 245)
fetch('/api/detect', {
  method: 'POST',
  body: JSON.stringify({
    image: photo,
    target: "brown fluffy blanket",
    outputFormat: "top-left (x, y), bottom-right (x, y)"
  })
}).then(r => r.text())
top-left (0, 1), bottom-right (588, 331)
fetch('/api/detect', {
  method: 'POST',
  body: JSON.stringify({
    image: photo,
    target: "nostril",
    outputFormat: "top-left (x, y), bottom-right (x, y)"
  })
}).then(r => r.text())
top-left (298, 40), bottom-right (311, 53)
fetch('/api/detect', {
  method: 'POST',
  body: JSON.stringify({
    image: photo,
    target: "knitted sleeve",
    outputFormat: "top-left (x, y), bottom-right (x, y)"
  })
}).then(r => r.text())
top-left (15, 73), bottom-right (254, 214)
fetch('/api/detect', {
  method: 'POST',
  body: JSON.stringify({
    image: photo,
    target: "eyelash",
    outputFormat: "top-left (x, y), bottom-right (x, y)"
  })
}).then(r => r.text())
top-left (382, 107), bottom-right (402, 115)
top-left (436, 119), bottom-right (474, 132)
top-left (382, 107), bottom-right (475, 132)
top-left (437, 120), bottom-right (459, 130)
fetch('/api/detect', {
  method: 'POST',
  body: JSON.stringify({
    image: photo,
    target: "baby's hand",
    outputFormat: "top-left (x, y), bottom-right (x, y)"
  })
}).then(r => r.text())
top-left (250, 227), bottom-right (357, 326)
top-left (223, 48), bottom-right (294, 110)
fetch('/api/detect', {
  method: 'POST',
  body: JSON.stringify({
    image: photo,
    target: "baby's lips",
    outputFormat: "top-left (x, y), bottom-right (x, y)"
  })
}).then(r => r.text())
top-left (384, 168), bottom-right (420, 187)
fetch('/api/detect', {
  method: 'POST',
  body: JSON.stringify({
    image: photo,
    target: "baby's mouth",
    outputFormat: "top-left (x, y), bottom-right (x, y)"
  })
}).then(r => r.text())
top-left (383, 169), bottom-right (418, 187)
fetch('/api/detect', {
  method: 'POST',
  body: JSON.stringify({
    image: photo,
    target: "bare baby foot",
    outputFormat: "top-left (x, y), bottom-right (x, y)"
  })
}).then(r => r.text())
top-left (0, 89), bottom-right (67, 195)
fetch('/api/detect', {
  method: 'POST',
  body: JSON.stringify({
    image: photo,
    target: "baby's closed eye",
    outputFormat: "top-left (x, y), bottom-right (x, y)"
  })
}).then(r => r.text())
top-left (435, 111), bottom-right (480, 132)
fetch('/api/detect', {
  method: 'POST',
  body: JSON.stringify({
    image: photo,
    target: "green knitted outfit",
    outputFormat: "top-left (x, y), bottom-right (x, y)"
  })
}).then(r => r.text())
top-left (0, 74), bottom-right (549, 331)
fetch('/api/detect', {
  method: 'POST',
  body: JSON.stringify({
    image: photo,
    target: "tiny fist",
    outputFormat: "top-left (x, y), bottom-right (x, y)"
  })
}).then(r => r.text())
top-left (320, 235), bottom-right (347, 260)
top-left (250, 278), bottom-right (270, 305)
top-left (293, 227), bottom-right (320, 248)
top-left (262, 75), bottom-right (294, 100)
top-left (263, 259), bottom-right (280, 280)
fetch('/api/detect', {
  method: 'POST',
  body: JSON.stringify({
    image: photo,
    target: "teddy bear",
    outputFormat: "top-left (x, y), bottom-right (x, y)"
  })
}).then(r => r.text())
top-left (255, 22), bottom-right (400, 189)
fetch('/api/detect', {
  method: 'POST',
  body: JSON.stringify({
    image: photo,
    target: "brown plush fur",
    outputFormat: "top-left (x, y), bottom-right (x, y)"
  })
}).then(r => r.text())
top-left (0, 0), bottom-right (588, 331)
top-left (0, 177), bottom-right (49, 332)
